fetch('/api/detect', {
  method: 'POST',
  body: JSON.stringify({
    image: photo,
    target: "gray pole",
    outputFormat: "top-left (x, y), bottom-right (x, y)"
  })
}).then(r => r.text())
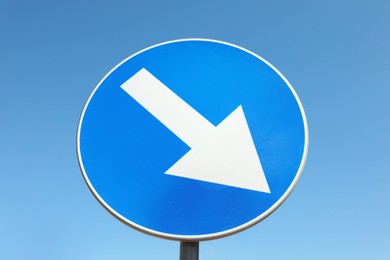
top-left (180, 241), bottom-right (199, 260)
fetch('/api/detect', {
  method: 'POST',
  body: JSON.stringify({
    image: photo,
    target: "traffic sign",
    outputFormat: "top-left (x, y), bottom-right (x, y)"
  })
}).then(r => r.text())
top-left (77, 39), bottom-right (309, 241)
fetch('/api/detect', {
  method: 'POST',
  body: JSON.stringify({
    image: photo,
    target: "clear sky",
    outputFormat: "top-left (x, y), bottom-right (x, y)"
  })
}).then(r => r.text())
top-left (1, 1), bottom-right (389, 259)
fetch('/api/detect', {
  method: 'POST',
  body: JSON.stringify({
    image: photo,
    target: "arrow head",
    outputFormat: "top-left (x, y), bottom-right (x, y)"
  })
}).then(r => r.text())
top-left (165, 105), bottom-right (271, 193)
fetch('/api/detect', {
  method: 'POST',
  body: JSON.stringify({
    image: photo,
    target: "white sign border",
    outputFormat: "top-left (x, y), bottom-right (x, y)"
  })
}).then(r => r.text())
top-left (76, 38), bottom-right (309, 241)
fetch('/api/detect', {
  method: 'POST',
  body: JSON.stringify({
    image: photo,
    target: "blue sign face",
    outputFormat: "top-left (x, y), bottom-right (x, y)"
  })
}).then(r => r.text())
top-left (77, 39), bottom-right (308, 241)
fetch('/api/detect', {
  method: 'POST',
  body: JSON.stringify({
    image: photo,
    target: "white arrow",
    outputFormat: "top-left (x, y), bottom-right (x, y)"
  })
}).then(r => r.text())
top-left (120, 68), bottom-right (270, 193)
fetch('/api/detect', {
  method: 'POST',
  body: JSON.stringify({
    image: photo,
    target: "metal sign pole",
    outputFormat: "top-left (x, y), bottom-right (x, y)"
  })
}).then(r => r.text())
top-left (180, 241), bottom-right (199, 260)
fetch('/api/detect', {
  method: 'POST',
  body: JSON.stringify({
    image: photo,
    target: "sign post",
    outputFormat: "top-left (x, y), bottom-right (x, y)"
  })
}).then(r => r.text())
top-left (77, 38), bottom-right (308, 256)
top-left (180, 242), bottom-right (199, 260)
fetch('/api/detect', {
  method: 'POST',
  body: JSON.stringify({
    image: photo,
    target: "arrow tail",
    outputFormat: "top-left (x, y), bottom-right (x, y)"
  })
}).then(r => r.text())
top-left (121, 68), bottom-right (215, 148)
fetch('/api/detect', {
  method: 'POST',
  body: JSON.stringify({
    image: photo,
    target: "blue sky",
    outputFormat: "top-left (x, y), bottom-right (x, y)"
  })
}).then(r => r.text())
top-left (1, 1), bottom-right (389, 259)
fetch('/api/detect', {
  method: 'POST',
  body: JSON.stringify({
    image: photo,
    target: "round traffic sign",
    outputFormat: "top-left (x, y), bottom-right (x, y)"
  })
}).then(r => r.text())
top-left (77, 39), bottom-right (308, 241)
